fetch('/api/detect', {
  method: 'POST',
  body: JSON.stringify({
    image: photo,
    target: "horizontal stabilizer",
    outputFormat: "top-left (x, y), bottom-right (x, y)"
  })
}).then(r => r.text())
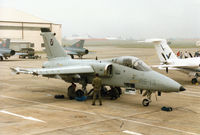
top-left (41, 28), bottom-right (51, 32)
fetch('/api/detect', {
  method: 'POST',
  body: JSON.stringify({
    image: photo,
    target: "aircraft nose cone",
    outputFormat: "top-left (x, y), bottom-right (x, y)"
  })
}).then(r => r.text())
top-left (179, 86), bottom-right (186, 91)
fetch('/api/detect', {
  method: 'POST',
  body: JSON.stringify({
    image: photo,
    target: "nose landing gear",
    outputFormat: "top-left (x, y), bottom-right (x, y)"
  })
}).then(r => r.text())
top-left (142, 90), bottom-right (152, 106)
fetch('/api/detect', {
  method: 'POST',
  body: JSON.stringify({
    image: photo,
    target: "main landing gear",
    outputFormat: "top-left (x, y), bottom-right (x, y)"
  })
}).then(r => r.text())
top-left (0, 56), bottom-right (3, 61)
top-left (142, 90), bottom-right (152, 106)
top-left (70, 55), bottom-right (74, 59)
top-left (87, 86), bottom-right (122, 100)
top-left (191, 78), bottom-right (198, 84)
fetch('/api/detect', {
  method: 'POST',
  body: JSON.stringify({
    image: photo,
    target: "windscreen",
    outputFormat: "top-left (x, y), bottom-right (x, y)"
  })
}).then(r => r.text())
top-left (132, 59), bottom-right (151, 71)
top-left (112, 56), bottom-right (152, 71)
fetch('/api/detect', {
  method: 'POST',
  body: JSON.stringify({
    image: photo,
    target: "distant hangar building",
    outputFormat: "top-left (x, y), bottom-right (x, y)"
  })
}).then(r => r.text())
top-left (0, 8), bottom-right (62, 51)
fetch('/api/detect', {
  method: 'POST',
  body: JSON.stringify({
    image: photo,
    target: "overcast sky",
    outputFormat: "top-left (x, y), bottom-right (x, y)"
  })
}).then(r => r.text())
top-left (1, 0), bottom-right (200, 39)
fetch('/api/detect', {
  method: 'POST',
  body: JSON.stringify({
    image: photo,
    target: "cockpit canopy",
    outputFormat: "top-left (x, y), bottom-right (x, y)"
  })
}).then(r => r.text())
top-left (111, 56), bottom-right (152, 71)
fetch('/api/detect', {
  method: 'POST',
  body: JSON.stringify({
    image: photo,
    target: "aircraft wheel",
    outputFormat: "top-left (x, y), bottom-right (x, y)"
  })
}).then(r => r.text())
top-left (70, 55), bottom-right (74, 59)
top-left (110, 87), bottom-right (119, 100)
top-left (0, 56), bottom-right (3, 61)
top-left (191, 78), bottom-right (197, 84)
top-left (115, 87), bottom-right (122, 96)
top-left (142, 99), bottom-right (150, 106)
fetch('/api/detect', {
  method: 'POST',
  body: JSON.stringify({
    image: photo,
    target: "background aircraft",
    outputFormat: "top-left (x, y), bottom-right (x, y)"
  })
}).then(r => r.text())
top-left (144, 39), bottom-right (200, 84)
top-left (63, 40), bottom-right (89, 58)
top-left (11, 29), bottom-right (185, 106)
top-left (0, 39), bottom-right (15, 61)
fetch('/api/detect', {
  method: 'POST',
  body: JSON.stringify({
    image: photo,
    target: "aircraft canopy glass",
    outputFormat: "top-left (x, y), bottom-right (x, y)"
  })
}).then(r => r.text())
top-left (112, 56), bottom-right (152, 71)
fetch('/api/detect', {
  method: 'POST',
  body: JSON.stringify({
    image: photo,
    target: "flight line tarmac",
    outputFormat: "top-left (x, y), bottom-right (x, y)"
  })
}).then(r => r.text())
top-left (0, 47), bottom-right (200, 135)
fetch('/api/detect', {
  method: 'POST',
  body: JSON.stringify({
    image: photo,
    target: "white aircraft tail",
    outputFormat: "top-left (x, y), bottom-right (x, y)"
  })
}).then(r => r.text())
top-left (40, 28), bottom-right (69, 59)
top-left (144, 39), bottom-right (178, 62)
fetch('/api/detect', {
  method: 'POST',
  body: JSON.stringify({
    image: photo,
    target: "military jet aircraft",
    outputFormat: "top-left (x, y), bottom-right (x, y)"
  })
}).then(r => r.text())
top-left (142, 39), bottom-right (200, 84)
top-left (11, 28), bottom-right (185, 106)
top-left (0, 39), bottom-right (15, 61)
top-left (63, 40), bottom-right (89, 58)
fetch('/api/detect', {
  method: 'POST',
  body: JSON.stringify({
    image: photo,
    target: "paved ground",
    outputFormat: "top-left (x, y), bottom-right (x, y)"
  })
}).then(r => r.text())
top-left (0, 46), bottom-right (200, 135)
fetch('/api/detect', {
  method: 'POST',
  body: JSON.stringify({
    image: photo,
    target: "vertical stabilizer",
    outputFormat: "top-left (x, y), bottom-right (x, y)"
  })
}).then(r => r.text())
top-left (40, 28), bottom-right (69, 59)
top-left (0, 39), bottom-right (10, 48)
top-left (144, 39), bottom-right (177, 62)
top-left (71, 40), bottom-right (85, 48)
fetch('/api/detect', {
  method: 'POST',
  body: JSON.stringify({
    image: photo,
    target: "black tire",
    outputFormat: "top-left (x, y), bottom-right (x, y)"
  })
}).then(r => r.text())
top-left (115, 87), bottom-right (122, 96)
top-left (142, 99), bottom-right (149, 106)
top-left (191, 78), bottom-right (197, 84)
top-left (110, 87), bottom-right (119, 100)
top-left (70, 55), bottom-right (74, 59)
top-left (0, 56), bottom-right (3, 61)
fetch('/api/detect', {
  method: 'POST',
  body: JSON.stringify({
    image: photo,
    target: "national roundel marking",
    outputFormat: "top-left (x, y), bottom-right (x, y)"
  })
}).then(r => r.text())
top-left (50, 39), bottom-right (54, 46)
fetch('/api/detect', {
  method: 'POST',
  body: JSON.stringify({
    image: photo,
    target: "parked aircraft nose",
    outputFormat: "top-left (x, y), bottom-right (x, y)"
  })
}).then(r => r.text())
top-left (148, 71), bottom-right (185, 92)
top-left (179, 86), bottom-right (186, 91)
top-left (85, 49), bottom-right (89, 54)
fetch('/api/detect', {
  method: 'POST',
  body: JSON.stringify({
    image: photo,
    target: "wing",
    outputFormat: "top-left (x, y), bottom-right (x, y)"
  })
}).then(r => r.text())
top-left (11, 65), bottom-right (94, 75)
top-left (152, 64), bottom-right (199, 70)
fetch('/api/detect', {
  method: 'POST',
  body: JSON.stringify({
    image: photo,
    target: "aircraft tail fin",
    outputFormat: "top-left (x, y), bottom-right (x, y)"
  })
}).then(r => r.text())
top-left (143, 39), bottom-right (178, 62)
top-left (71, 40), bottom-right (85, 48)
top-left (40, 28), bottom-right (69, 59)
top-left (0, 39), bottom-right (10, 48)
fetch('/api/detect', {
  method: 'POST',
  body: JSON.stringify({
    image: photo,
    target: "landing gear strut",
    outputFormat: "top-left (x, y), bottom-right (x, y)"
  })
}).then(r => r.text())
top-left (0, 56), bottom-right (3, 61)
top-left (78, 55), bottom-right (83, 59)
top-left (142, 90), bottom-right (152, 106)
top-left (70, 55), bottom-right (74, 59)
top-left (191, 78), bottom-right (198, 84)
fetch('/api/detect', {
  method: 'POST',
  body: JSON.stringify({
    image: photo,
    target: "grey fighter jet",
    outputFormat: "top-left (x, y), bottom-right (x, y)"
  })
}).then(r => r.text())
top-left (0, 39), bottom-right (15, 61)
top-left (63, 40), bottom-right (89, 58)
top-left (11, 28), bottom-right (185, 106)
